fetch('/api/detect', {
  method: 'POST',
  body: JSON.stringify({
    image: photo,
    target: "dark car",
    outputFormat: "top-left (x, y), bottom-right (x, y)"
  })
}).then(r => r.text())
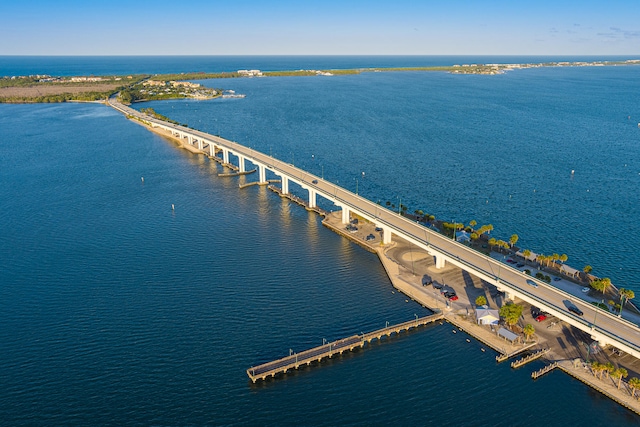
top-left (568, 305), bottom-right (583, 316)
top-left (375, 227), bottom-right (383, 232)
top-left (526, 279), bottom-right (538, 288)
top-left (443, 291), bottom-right (458, 301)
top-left (423, 280), bottom-right (433, 287)
top-left (516, 263), bottom-right (525, 268)
top-left (312, 179), bottom-right (318, 184)
top-left (433, 282), bottom-right (444, 290)
top-left (365, 234), bottom-right (375, 241)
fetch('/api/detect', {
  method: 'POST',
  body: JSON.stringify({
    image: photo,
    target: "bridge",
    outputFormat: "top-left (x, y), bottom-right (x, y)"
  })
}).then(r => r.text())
top-left (108, 98), bottom-right (640, 360)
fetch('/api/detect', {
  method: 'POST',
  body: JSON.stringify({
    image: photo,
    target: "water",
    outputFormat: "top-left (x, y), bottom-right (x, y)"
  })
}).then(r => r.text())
top-left (1, 57), bottom-right (639, 425)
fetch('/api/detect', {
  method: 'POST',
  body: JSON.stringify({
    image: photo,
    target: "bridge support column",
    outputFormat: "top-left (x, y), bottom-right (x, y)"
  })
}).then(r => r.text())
top-left (504, 292), bottom-right (515, 302)
top-left (187, 135), bottom-right (193, 146)
top-left (197, 138), bottom-right (203, 150)
top-left (238, 155), bottom-right (246, 173)
top-left (258, 165), bottom-right (267, 183)
top-left (222, 148), bottom-right (229, 165)
top-left (382, 227), bottom-right (392, 244)
top-left (281, 176), bottom-right (289, 194)
top-left (208, 143), bottom-right (215, 157)
top-left (433, 254), bottom-right (446, 269)
top-left (308, 189), bottom-right (317, 208)
top-left (341, 206), bottom-right (350, 224)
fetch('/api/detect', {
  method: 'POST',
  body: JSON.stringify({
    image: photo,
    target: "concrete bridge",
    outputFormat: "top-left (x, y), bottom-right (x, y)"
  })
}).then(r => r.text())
top-left (108, 98), bottom-right (640, 360)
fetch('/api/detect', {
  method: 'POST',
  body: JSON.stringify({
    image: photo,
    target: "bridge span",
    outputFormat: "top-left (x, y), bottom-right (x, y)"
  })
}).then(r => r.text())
top-left (108, 98), bottom-right (640, 360)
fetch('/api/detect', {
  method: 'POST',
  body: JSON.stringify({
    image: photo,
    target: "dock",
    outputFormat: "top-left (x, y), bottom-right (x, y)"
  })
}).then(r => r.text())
top-left (511, 348), bottom-right (550, 369)
top-left (531, 361), bottom-right (558, 379)
top-left (246, 312), bottom-right (444, 383)
top-left (495, 342), bottom-right (538, 363)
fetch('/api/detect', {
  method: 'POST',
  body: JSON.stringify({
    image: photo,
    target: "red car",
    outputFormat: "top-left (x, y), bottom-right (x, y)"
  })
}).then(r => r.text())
top-left (535, 314), bottom-right (547, 322)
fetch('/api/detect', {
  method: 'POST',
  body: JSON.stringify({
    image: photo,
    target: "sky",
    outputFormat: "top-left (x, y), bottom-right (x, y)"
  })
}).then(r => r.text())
top-left (2, 0), bottom-right (639, 55)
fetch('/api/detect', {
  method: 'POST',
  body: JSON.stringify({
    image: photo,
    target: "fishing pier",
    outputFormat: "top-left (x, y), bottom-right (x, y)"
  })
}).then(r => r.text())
top-left (247, 312), bottom-right (444, 383)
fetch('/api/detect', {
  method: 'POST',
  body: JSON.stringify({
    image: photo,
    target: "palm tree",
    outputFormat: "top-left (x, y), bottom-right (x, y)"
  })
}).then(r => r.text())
top-left (590, 361), bottom-right (602, 378)
top-left (469, 219), bottom-right (477, 231)
top-left (560, 254), bottom-right (568, 264)
top-left (604, 362), bottom-right (615, 380)
top-left (591, 278), bottom-right (612, 296)
top-left (619, 288), bottom-right (635, 317)
top-left (523, 324), bottom-right (535, 342)
top-left (615, 368), bottom-right (628, 389)
top-left (522, 249), bottom-right (531, 261)
top-left (628, 377), bottom-right (640, 397)
top-left (509, 234), bottom-right (519, 248)
top-left (488, 237), bottom-right (497, 250)
top-left (583, 265), bottom-right (593, 274)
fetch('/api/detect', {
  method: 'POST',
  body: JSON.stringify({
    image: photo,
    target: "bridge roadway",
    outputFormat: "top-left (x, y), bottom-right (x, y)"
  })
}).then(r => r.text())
top-left (108, 98), bottom-right (640, 360)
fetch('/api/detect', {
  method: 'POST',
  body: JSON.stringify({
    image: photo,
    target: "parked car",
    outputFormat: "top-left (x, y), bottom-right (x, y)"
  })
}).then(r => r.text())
top-left (516, 263), bottom-right (525, 268)
top-left (365, 234), bottom-right (375, 241)
top-left (581, 287), bottom-right (590, 293)
top-left (423, 280), bottom-right (433, 287)
top-left (553, 277), bottom-right (561, 282)
top-left (443, 291), bottom-right (458, 301)
top-left (433, 282), bottom-right (444, 290)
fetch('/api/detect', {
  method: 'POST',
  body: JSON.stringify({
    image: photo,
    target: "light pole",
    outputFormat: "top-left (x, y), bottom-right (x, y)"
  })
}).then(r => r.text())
top-left (355, 177), bottom-right (359, 195)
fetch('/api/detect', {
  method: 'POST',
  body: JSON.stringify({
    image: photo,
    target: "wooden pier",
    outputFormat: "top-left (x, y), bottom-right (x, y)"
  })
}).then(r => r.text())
top-left (246, 312), bottom-right (444, 383)
top-left (495, 342), bottom-right (538, 363)
top-left (531, 362), bottom-right (558, 379)
top-left (511, 348), bottom-right (550, 369)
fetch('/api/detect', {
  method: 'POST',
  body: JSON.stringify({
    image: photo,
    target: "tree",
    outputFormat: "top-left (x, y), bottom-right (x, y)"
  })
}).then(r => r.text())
top-left (499, 303), bottom-right (523, 328)
top-left (475, 295), bottom-right (487, 306)
top-left (523, 324), bottom-right (535, 342)
top-left (612, 367), bottom-right (628, 389)
top-left (619, 288), bottom-right (635, 317)
top-left (469, 219), bottom-right (477, 229)
top-left (604, 362), bottom-right (615, 380)
top-left (628, 377), bottom-right (640, 397)
top-left (509, 234), bottom-right (519, 248)
top-left (560, 254), bottom-right (568, 264)
top-left (522, 249), bottom-right (531, 261)
top-left (488, 237), bottom-right (497, 250)
top-left (591, 361), bottom-right (603, 379)
top-left (591, 278), bottom-right (612, 295)
top-left (583, 265), bottom-right (593, 274)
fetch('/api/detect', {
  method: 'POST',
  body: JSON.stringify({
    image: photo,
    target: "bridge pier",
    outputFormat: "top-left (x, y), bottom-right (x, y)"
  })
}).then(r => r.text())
top-left (341, 206), bottom-right (350, 224)
top-left (431, 253), bottom-right (446, 269)
top-left (238, 154), bottom-right (246, 173)
top-left (208, 142), bottom-right (216, 157)
top-left (222, 148), bottom-right (229, 165)
top-left (308, 189), bottom-right (317, 208)
top-left (197, 138), bottom-right (203, 150)
top-left (281, 176), bottom-right (289, 194)
top-left (258, 165), bottom-right (267, 184)
top-left (378, 226), bottom-right (392, 244)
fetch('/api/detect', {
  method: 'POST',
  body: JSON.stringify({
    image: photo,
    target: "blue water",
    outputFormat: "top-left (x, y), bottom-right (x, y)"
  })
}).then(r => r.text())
top-left (1, 57), bottom-right (640, 425)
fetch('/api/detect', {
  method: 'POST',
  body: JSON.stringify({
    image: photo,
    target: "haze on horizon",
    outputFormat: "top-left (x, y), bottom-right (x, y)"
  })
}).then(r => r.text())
top-left (3, 0), bottom-right (640, 56)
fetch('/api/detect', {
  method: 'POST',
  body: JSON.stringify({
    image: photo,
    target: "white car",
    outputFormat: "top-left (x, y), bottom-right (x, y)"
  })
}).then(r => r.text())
top-left (581, 287), bottom-right (590, 293)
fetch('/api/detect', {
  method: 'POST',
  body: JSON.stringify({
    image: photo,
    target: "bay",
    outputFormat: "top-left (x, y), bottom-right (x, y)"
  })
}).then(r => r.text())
top-left (1, 57), bottom-right (639, 426)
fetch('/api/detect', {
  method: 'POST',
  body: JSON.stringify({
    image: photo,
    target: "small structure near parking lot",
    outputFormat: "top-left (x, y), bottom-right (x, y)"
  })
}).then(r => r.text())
top-left (476, 308), bottom-right (500, 325)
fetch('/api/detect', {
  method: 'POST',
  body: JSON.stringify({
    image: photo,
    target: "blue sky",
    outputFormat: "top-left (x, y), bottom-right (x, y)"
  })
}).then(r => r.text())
top-left (3, 0), bottom-right (639, 55)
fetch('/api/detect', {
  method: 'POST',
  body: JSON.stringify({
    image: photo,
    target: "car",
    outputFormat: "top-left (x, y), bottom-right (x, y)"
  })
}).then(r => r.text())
top-left (365, 234), bottom-right (375, 241)
top-left (526, 279), bottom-right (538, 288)
top-left (311, 179), bottom-right (318, 184)
top-left (433, 282), bottom-right (444, 290)
top-left (443, 291), bottom-right (458, 301)
top-left (374, 227), bottom-right (383, 232)
top-left (568, 305), bottom-right (584, 316)
top-left (506, 259), bottom-right (515, 263)
top-left (581, 287), bottom-right (590, 293)
top-left (423, 280), bottom-right (433, 287)
top-left (553, 277), bottom-right (561, 282)
top-left (535, 313), bottom-right (547, 322)
top-left (516, 263), bottom-right (525, 268)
